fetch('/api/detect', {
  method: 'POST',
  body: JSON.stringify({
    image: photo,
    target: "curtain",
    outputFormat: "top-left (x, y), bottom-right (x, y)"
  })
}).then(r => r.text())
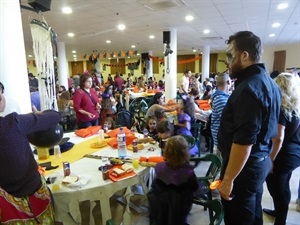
top-left (209, 53), bottom-right (218, 73)
top-left (273, 50), bottom-right (286, 73)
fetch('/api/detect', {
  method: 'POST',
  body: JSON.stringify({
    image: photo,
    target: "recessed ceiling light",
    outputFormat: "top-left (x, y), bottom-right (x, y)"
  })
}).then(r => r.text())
top-left (272, 22), bottom-right (281, 28)
top-left (106, 40), bottom-right (111, 43)
top-left (185, 15), bottom-right (194, 21)
top-left (108, 58), bottom-right (111, 60)
top-left (137, 53), bottom-right (140, 56)
top-left (269, 33), bottom-right (276, 37)
top-left (74, 58), bottom-right (77, 60)
top-left (193, 49), bottom-right (197, 52)
top-left (68, 33), bottom-right (74, 37)
top-left (62, 7), bottom-right (72, 14)
top-left (72, 50), bottom-right (76, 53)
top-left (277, 3), bottom-right (288, 9)
top-left (117, 24), bottom-right (126, 30)
top-left (28, 54), bottom-right (32, 57)
top-left (131, 45), bottom-right (136, 48)
top-left (149, 35), bottom-right (155, 39)
top-left (203, 29), bottom-right (210, 34)
top-left (54, 56), bottom-right (57, 59)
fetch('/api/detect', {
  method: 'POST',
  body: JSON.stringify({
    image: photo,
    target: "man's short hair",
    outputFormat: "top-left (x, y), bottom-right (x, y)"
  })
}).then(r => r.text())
top-left (226, 31), bottom-right (262, 63)
top-left (216, 73), bottom-right (230, 86)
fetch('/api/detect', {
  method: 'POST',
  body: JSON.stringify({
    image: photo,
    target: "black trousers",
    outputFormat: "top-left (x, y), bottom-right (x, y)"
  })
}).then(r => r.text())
top-left (221, 157), bottom-right (272, 225)
top-left (266, 154), bottom-right (300, 225)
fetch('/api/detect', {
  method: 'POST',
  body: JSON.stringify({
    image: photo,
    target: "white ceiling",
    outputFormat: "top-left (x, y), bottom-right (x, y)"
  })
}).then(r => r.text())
top-left (20, 0), bottom-right (300, 61)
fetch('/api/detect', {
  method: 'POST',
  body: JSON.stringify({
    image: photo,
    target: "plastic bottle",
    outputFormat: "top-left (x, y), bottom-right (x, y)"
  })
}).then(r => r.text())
top-left (117, 127), bottom-right (127, 159)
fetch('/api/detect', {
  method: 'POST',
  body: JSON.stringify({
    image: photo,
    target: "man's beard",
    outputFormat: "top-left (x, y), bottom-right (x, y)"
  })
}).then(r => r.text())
top-left (229, 58), bottom-right (243, 79)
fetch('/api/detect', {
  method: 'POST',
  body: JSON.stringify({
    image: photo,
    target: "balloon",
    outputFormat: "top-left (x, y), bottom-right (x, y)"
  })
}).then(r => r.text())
top-left (27, 123), bottom-right (64, 147)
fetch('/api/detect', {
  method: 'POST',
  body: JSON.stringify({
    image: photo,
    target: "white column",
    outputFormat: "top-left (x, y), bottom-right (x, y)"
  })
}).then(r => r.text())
top-left (0, 0), bottom-right (31, 115)
top-left (164, 28), bottom-right (177, 101)
top-left (201, 46), bottom-right (210, 81)
top-left (57, 42), bottom-right (69, 89)
top-left (147, 50), bottom-right (153, 79)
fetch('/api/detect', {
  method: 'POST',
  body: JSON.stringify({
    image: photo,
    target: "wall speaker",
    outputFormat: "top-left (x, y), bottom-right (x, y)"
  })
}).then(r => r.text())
top-left (163, 31), bottom-right (171, 44)
top-left (28, 0), bottom-right (51, 12)
top-left (141, 53), bottom-right (149, 60)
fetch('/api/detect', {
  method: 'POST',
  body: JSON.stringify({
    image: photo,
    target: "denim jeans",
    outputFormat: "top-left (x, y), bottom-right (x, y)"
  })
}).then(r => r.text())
top-left (77, 119), bottom-right (98, 129)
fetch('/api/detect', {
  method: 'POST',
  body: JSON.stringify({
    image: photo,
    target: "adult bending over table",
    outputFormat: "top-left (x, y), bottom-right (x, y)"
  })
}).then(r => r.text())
top-left (145, 92), bottom-right (177, 118)
top-left (73, 73), bottom-right (100, 128)
top-left (0, 82), bottom-right (62, 224)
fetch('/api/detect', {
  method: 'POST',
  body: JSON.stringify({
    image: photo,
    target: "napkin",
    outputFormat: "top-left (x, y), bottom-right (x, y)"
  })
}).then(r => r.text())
top-left (66, 175), bottom-right (91, 189)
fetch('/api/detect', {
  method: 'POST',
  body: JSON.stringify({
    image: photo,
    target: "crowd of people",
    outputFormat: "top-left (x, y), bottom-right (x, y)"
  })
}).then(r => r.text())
top-left (2, 30), bottom-right (299, 224)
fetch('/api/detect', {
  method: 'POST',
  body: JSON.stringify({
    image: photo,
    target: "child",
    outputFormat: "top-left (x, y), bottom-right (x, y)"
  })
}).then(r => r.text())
top-left (154, 108), bottom-right (166, 123)
top-left (176, 97), bottom-right (198, 156)
top-left (103, 117), bottom-right (114, 130)
top-left (147, 136), bottom-right (198, 225)
top-left (146, 116), bottom-right (159, 141)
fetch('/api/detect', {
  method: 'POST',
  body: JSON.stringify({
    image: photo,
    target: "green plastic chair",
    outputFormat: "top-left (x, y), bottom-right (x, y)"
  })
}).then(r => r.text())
top-left (192, 199), bottom-right (224, 225)
top-left (106, 219), bottom-right (115, 225)
top-left (180, 134), bottom-right (196, 150)
top-left (190, 153), bottom-right (222, 223)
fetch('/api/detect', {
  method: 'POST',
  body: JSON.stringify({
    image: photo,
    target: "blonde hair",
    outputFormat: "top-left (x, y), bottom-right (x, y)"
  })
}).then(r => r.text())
top-left (163, 136), bottom-right (190, 168)
top-left (274, 73), bottom-right (300, 120)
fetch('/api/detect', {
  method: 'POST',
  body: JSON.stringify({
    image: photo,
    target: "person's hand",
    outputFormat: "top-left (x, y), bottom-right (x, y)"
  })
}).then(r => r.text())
top-left (218, 178), bottom-right (234, 201)
top-left (87, 112), bottom-right (95, 119)
top-left (269, 161), bottom-right (274, 174)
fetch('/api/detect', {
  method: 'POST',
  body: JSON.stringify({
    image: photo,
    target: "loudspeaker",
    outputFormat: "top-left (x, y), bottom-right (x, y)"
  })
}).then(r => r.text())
top-left (141, 53), bottom-right (149, 60)
top-left (163, 31), bottom-right (171, 44)
top-left (28, 0), bottom-right (51, 12)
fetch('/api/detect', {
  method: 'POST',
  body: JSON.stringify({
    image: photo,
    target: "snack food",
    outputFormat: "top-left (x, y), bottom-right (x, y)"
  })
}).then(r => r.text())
top-left (62, 176), bottom-right (78, 184)
top-left (127, 144), bottom-right (144, 151)
top-left (111, 168), bottom-right (125, 177)
top-left (90, 140), bottom-right (107, 148)
top-left (121, 164), bottom-right (134, 173)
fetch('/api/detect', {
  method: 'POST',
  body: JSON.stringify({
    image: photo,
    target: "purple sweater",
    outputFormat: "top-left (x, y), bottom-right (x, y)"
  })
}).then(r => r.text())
top-left (0, 110), bottom-right (61, 197)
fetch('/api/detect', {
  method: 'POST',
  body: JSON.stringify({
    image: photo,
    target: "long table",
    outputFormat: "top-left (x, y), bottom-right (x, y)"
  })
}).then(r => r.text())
top-left (38, 132), bottom-right (161, 225)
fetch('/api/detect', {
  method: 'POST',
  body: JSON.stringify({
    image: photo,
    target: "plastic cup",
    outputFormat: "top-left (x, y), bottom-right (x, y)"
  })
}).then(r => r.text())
top-left (132, 158), bottom-right (139, 169)
top-left (52, 182), bottom-right (60, 192)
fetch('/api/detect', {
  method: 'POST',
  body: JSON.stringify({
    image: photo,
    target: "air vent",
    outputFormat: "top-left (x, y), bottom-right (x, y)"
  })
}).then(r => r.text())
top-left (200, 36), bottom-right (223, 40)
top-left (138, 0), bottom-right (189, 11)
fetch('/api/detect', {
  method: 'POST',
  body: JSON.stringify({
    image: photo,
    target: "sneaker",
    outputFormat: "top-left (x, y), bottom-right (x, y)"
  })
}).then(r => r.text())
top-left (296, 204), bottom-right (300, 212)
top-left (263, 208), bottom-right (276, 217)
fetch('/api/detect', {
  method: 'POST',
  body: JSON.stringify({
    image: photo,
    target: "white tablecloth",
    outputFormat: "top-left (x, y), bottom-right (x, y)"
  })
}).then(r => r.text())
top-left (48, 132), bottom-right (161, 225)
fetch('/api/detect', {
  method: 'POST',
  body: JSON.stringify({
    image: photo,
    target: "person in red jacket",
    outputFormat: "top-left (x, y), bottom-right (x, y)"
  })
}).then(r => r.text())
top-left (73, 73), bottom-right (100, 128)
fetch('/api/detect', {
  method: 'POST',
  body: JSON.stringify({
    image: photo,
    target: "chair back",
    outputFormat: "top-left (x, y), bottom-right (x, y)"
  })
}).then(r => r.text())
top-left (129, 97), bottom-right (149, 118)
top-left (192, 199), bottom-right (224, 225)
top-left (106, 219), bottom-right (115, 225)
top-left (180, 134), bottom-right (196, 150)
top-left (115, 110), bottom-right (134, 129)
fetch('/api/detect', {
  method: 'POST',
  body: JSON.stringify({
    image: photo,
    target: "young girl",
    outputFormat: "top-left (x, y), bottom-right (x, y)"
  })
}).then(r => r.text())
top-left (148, 135), bottom-right (198, 225)
top-left (146, 116), bottom-right (159, 141)
top-left (176, 97), bottom-right (198, 156)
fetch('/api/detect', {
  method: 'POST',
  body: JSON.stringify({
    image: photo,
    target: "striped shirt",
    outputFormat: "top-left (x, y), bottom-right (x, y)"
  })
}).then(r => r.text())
top-left (211, 90), bottom-right (229, 147)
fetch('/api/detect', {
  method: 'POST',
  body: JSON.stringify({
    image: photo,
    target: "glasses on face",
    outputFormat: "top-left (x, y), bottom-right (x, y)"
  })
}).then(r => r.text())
top-left (149, 123), bottom-right (156, 125)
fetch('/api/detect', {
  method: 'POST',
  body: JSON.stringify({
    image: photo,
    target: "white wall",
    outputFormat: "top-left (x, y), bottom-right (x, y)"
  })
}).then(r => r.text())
top-left (262, 42), bottom-right (300, 73)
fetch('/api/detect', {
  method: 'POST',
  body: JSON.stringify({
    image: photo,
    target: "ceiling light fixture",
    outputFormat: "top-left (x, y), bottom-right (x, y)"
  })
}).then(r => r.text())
top-left (272, 22), bottom-right (281, 28)
top-left (149, 35), bottom-right (155, 39)
top-left (117, 24), bottom-right (126, 30)
top-left (277, 3), bottom-right (288, 9)
top-left (185, 15), bottom-right (194, 21)
top-left (193, 49), bottom-right (197, 52)
top-left (269, 33), bottom-right (276, 37)
top-left (106, 40), bottom-right (111, 43)
top-left (131, 45), bottom-right (136, 48)
top-left (28, 54), bottom-right (32, 57)
top-left (62, 7), bottom-right (72, 14)
top-left (68, 33), bottom-right (74, 37)
top-left (72, 50), bottom-right (76, 53)
top-left (203, 29), bottom-right (210, 34)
